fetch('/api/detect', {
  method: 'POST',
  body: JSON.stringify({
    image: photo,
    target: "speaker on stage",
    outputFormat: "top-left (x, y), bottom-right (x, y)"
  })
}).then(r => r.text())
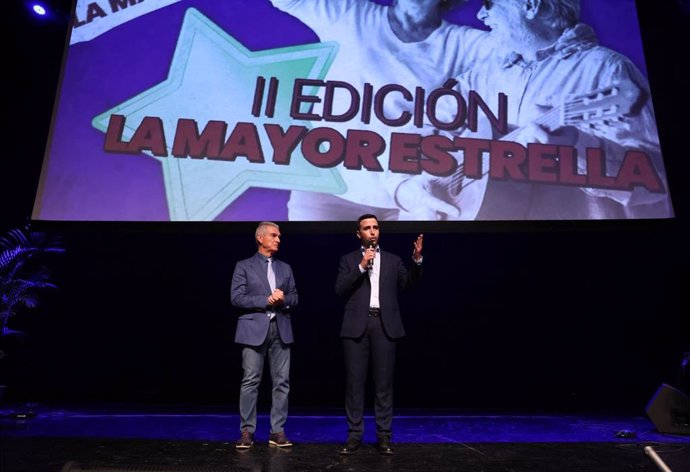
top-left (645, 383), bottom-right (690, 435)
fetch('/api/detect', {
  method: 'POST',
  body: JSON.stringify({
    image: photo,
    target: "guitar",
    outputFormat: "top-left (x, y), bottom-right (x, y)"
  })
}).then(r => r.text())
top-left (400, 81), bottom-right (643, 220)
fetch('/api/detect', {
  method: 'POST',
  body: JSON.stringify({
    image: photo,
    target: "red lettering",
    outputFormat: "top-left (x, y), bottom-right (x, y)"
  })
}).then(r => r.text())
top-left (419, 135), bottom-right (457, 176)
top-left (219, 122), bottom-right (264, 162)
top-left (490, 141), bottom-right (527, 181)
top-left (453, 137), bottom-right (491, 179)
top-left (265, 124), bottom-right (307, 165)
top-left (172, 119), bottom-right (226, 159)
top-left (344, 130), bottom-right (385, 171)
top-left (104, 114), bottom-right (130, 153)
top-left (301, 127), bottom-right (344, 168)
top-left (128, 116), bottom-right (167, 157)
top-left (388, 133), bottom-right (422, 174)
top-left (557, 146), bottom-right (587, 186)
top-left (615, 151), bottom-right (663, 192)
top-left (527, 143), bottom-right (559, 183)
top-left (584, 148), bottom-right (618, 188)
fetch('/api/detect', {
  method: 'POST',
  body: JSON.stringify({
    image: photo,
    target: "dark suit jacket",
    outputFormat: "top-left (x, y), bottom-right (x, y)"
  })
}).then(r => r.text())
top-left (335, 248), bottom-right (421, 339)
top-left (231, 252), bottom-right (298, 346)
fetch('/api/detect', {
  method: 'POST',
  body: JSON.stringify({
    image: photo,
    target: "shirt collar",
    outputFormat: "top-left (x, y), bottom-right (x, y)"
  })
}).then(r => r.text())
top-left (256, 252), bottom-right (272, 263)
top-left (502, 23), bottom-right (598, 69)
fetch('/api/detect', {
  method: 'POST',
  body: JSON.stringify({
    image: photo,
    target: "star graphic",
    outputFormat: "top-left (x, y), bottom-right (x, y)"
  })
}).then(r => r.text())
top-left (92, 7), bottom-right (344, 221)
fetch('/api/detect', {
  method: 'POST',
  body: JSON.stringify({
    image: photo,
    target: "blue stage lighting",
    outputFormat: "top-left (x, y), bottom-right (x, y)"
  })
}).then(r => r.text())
top-left (31, 3), bottom-right (48, 16)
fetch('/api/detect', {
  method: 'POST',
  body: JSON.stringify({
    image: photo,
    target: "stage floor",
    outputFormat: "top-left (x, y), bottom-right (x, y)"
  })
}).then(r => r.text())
top-left (2, 404), bottom-right (689, 471)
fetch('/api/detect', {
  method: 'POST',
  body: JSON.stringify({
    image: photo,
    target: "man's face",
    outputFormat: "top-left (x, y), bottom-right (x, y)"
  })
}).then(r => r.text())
top-left (356, 218), bottom-right (380, 248)
top-left (258, 226), bottom-right (281, 255)
top-left (477, 0), bottom-right (528, 44)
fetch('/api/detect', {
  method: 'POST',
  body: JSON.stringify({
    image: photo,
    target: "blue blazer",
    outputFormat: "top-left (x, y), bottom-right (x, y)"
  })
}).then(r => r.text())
top-left (231, 252), bottom-right (298, 346)
top-left (335, 248), bottom-right (421, 339)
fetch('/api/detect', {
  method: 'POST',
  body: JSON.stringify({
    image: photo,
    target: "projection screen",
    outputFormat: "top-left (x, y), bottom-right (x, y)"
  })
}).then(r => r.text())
top-left (31, 0), bottom-right (675, 222)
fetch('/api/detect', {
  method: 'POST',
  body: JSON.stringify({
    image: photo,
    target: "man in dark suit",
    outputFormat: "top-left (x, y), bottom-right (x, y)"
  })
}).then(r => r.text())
top-left (335, 214), bottom-right (423, 455)
top-left (231, 221), bottom-right (298, 450)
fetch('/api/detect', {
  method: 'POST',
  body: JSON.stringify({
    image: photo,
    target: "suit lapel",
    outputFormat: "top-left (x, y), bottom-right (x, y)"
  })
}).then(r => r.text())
top-left (253, 254), bottom-right (272, 293)
top-left (378, 250), bottom-right (389, 289)
top-left (356, 250), bottom-right (372, 290)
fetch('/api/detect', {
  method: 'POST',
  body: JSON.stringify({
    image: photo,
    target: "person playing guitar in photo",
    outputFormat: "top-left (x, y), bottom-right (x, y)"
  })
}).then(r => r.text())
top-left (392, 0), bottom-right (673, 220)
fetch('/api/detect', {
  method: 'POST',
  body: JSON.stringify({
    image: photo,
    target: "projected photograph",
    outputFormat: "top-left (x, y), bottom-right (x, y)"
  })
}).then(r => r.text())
top-left (32, 0), bottom-right (674, 222)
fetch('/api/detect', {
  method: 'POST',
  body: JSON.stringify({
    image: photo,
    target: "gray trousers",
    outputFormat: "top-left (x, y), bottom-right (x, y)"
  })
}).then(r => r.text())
top-left (239, 319), bottom-right (290, 434)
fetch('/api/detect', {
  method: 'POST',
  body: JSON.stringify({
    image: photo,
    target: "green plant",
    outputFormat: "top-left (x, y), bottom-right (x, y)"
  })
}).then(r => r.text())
top-left (0, 224), bottom-right (64, 339)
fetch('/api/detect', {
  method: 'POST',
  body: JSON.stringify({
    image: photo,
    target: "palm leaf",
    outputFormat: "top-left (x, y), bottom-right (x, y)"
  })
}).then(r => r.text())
top-left (0, 224), bottom-right (64, 336)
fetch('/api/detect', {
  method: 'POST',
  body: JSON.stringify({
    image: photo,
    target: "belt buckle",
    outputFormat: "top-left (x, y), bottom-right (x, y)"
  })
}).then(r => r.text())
top-left (368, 308), bottom-right (380, 317)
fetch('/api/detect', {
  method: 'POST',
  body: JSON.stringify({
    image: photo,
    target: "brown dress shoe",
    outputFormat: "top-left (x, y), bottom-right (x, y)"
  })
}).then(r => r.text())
top-left (235, 430), bottom-right (254, 449)
top-left (269, 431), bottom-right (293, 447)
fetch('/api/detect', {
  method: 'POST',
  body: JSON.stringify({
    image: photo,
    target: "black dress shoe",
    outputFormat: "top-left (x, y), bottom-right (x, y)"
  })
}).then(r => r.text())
top-left (378, 437), bottom-right (394, 455)
top-left (339, 438), bottom-right (360, 455)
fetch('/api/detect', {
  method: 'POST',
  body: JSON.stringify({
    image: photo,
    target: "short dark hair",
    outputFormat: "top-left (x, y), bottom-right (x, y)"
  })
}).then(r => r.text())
top-left (357, 214), bottom-right (378, 229)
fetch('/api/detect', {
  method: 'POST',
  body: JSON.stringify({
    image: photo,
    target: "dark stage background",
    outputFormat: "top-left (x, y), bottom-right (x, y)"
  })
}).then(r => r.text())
top-left (2, 0), bottom-right (689, 413)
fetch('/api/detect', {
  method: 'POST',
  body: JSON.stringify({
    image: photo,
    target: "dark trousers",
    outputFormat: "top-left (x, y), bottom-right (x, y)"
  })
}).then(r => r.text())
top-left (342, 316), bottom-right (397, 440)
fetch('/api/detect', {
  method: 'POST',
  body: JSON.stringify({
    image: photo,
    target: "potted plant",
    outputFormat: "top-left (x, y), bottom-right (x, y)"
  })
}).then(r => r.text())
top-left (0, 224), bottom-right (64, 402)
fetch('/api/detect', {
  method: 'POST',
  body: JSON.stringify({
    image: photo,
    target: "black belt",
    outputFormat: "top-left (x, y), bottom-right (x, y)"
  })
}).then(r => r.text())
top-left (368, 308), bottom-right (381, 317)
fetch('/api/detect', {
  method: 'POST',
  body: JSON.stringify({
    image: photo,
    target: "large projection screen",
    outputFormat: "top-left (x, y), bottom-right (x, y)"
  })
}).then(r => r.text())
top-left (31, 0), bottom-right (674, 223)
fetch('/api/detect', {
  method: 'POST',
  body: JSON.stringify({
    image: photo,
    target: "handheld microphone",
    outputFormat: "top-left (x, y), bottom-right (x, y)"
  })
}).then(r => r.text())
top-left (368, 243), bottom-right (374, 269)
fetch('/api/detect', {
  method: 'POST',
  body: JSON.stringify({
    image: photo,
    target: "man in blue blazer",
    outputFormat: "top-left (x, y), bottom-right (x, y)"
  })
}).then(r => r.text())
top-left (231, 221), bottom-right (298, 450)
top-left (335, 214), bottom-right (423, 455)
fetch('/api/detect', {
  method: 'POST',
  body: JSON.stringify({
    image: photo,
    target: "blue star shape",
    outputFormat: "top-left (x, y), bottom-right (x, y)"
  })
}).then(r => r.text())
top-left (93, 7), bottom-right (344, 221)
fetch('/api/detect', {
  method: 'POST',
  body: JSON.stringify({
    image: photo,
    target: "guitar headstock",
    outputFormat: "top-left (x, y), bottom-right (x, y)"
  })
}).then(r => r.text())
top-left (561, 81), bottom-right (643, 131)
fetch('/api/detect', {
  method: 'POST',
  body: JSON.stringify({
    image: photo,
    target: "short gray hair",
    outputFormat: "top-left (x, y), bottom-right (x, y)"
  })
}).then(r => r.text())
top-left (537, 0), bottom-right (580, 31)
top-left (255, 221), bottom-right (279, 242)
